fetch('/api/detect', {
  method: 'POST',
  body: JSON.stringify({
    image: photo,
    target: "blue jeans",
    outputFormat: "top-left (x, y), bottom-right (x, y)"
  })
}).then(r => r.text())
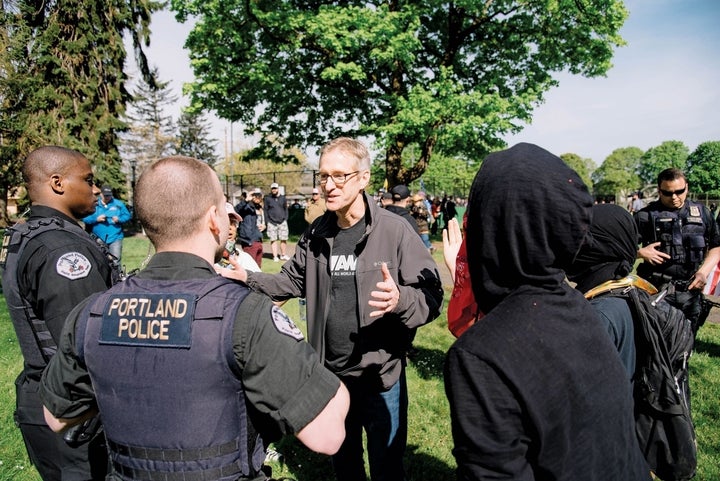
top-left (107, 239), bottom-right (123, 263)
top-left (332, 370), bottom-right (408, 481)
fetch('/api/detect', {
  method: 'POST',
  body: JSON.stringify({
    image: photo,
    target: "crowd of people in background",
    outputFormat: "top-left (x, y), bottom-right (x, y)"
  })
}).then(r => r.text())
top-left (225, 180), bottom-right (465, 263)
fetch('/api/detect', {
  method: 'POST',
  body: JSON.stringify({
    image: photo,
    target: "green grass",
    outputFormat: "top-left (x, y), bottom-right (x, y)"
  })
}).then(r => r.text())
top-left (2, 235), bottom-right (720, 480)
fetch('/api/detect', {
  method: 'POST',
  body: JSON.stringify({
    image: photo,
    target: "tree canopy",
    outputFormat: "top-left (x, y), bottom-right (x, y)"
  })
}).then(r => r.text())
top-left (175, 110), bottom-right (218, 165)
top-left (687, 141), bottom-right (720, 197)
top-left (591, 146), bottom-right (643, 197)
top-left (587, 140), bottom-right (720, 202)
top-left (561, 153), bottom-right (595, 189)
top-left (638, 140), bottom-right (689, 187)
top-left (120, 68), bottom-right (179, 181)
top-left (0, 0), bottom-right (163, 225)
top-left (170, 0), bottom-right (628, 186)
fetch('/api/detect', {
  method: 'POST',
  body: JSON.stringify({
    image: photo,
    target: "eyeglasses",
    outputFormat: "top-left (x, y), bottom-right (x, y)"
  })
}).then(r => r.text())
top-left (659, 186), bottom-right (687, 197)
top-left (318, 171), bottom-right (359, 186)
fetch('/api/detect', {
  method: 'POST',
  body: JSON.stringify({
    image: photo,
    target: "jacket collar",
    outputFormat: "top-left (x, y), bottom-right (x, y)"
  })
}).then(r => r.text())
top-left (310, 191), bottom-right (376, 239)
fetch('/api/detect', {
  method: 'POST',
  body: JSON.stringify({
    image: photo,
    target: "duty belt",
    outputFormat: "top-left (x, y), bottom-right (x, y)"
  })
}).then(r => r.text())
top-left (112, 462), bottom-right (243, 481)
top-left (109, 438), bottom-right (244, 481)
top-left (108, 438), bottom-right (240, 462)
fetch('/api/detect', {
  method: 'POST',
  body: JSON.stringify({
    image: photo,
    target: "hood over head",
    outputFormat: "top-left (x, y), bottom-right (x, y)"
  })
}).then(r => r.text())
top-left (566, 203), bottom-right (638, 294)
top-left (466, 143), bottom-right (593, 313)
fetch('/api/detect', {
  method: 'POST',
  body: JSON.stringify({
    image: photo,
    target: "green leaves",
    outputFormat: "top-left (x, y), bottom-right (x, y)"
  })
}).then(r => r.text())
top-left (687, 142), bottom-right (720, 197)
top-left (591, 146), bottom-right (643, 196)
top-left (0, 0), bottom-right (162, 203)
top-left (171, 0), bottom-right (628, 185)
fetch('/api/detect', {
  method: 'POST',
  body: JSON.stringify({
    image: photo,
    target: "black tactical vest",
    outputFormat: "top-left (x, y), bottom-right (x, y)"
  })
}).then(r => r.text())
top-left (636, 201), bottom-right (707, 282)
top-left (78, 275), bottom-right (265, 481)
top-left (0, 217), bottom-right (120, 376)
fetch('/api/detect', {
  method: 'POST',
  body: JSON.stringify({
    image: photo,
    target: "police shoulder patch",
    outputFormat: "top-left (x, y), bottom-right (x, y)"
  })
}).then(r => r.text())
top-left (270, 305), bottom-right (304, 340)
top-left (56, 252), bottom-right (92, 280)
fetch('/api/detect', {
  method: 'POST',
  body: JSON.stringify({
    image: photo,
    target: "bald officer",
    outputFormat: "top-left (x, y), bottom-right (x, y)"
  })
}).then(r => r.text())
top-left (1, 146), bottom-right (119, 480)
top-left (40, 156), bottom-right (349, 481)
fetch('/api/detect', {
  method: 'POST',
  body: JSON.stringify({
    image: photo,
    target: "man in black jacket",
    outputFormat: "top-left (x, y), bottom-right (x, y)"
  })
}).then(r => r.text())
top-left (384, 185), bottom-right (419, 235)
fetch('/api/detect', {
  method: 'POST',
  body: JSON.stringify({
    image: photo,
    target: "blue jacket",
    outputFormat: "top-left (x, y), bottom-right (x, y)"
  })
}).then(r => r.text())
top-left (82, 197), bottom-right (131, 244)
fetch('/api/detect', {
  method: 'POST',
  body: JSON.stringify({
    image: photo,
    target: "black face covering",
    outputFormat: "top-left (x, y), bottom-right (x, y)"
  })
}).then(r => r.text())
top-left (567, 203), bottom-right (639, 294)
top-left (466, 143), bottom-right (594, 313)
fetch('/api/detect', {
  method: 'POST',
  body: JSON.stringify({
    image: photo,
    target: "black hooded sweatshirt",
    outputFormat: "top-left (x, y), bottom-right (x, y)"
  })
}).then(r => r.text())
top-left (444, 143), bottom-right (650, 481)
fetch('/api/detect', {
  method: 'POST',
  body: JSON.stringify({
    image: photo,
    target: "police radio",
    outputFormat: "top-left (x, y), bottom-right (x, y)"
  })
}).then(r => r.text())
top-left (651, 215), bottom-right (685, 263)
top-left (654, 217), bottom-right (675, 256)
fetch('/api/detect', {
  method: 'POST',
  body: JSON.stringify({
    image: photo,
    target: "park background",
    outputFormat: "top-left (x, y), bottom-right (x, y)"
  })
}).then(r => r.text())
top-left (1, 233), bottom-right (720, 481)
top-left (2, 0), bottom-right (720, 224)
top-left (2, 1), bottom-right (720, 478)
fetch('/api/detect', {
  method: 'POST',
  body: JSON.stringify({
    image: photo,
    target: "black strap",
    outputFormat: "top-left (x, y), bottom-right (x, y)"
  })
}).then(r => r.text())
top-left (108, 438), bottom-right (240, 462)
top-left (112, 461), bottom-right (243, 481)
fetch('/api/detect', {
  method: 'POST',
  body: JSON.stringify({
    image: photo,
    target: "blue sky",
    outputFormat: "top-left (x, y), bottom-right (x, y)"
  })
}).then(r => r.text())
top-left (131, 0), bottom-right (720, 166)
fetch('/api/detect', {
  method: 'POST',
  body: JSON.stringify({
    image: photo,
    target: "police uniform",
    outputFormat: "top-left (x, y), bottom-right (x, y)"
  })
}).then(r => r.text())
top-left (635, 199), bottom-right (720, 333)
top-left (40, 252), bottom-right (340, 481)
top-left (0, 205), bottom-right (118, 481)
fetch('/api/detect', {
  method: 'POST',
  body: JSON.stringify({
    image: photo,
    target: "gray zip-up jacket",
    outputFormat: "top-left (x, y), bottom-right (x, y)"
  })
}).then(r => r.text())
top-left (246, 192), bottom-right (443, 389)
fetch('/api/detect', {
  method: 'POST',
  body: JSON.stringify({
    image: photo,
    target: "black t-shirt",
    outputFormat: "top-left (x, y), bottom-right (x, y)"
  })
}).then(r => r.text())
top-left (324, 218), bottom-right (365, 373)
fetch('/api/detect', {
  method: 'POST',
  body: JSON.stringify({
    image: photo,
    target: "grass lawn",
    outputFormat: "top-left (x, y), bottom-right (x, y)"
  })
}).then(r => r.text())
top-left (1, 234), bottom-right (719, 480)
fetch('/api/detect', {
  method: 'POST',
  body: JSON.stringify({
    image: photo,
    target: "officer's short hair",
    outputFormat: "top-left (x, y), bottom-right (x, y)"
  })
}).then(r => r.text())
top-left (136, 156), bottom-right (223, 245)
top-left (657, 168), bottom-right (686, 186)
top-left (23, 146), bottom-right (87, 196)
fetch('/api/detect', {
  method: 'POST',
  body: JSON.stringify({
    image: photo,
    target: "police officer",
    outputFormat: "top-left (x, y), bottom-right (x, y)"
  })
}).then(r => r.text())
top-left (39, 156), bottom-right (349, 481)
top-left (0, 146), bottom-right (119, 480)
top-left (635, 167), bottom-right (720, 335)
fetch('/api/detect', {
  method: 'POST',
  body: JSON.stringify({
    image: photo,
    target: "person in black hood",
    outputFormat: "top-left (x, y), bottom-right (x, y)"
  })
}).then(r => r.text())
top-left (569, 203), bottom-right (638, 293)
top-left (566, 203), bottom-right (639, 376)
top-left (444, 143), bottom-right (650, 481)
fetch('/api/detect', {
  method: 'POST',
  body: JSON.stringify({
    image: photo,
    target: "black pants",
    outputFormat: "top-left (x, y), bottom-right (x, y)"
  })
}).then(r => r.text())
top-left (15, 375), bottom-right (108, 481)
top-left (18, 422), bottom-right (108, 481)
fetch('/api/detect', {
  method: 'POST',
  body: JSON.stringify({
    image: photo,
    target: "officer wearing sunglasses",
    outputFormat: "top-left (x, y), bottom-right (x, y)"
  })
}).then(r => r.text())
top-left (634, 167), bottom-right (720, 337)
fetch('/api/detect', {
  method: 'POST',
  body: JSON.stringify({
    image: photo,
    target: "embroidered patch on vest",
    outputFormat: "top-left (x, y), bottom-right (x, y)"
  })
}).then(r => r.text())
top-left (56, 252), bottom-right (92, 279)
top-left (689, 205), bottom-right (701, 217)
top-left (99, 293), bottom-right (196, 348)
top-left (271, 305), bottom-right (304, 340)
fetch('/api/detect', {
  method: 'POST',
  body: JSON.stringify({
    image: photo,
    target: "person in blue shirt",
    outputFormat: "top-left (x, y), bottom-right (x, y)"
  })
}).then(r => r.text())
top-left (82, 185), bottom-right (131, 262)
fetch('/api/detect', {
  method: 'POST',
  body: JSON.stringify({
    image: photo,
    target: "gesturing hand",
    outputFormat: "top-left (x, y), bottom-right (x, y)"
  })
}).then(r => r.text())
top-left (639, 242), bottom-right (671, 265)
top-left (442, 218), bottom-right (462, 282)
top-left (214, 255), bottom-right (249, 283)
top-left (369, 262), bottom-right (400, 318)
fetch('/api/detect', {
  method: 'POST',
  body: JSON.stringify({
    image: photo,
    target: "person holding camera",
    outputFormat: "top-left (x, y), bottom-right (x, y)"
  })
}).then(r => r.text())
top-left (635, 167), bottom-right (720, 336)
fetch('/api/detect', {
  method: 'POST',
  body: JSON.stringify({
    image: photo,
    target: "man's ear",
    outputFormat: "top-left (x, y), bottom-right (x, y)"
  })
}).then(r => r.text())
top-left (208, 204), bottom-right (222, 236)
top-left (50, 174), bottom-right (64, 194)
top-left (359, 170), bottom-right (371, 190)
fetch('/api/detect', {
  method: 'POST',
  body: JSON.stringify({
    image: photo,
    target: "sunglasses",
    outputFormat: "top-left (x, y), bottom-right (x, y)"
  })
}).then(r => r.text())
top-left (659, 186), bottom-right (687, 197)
